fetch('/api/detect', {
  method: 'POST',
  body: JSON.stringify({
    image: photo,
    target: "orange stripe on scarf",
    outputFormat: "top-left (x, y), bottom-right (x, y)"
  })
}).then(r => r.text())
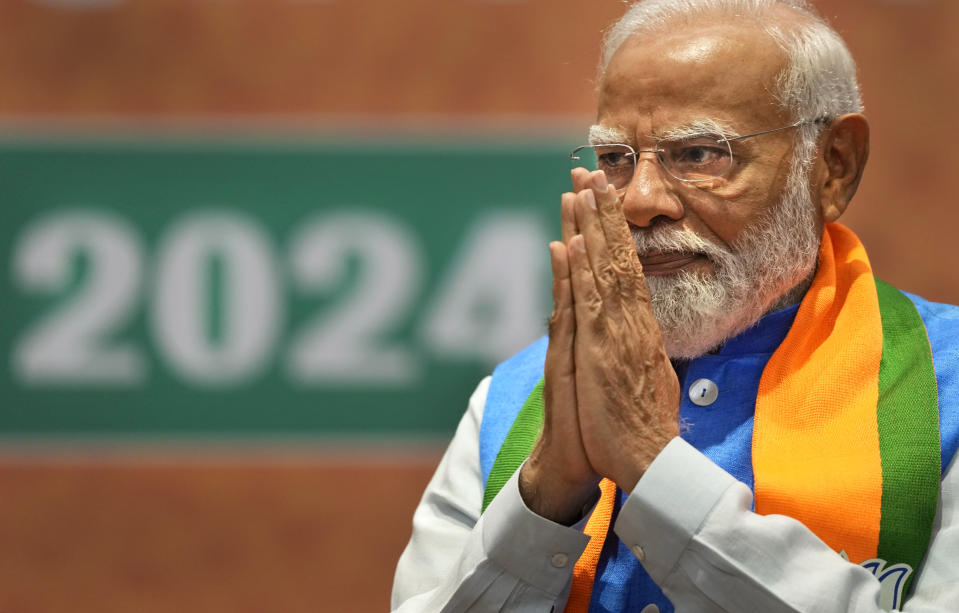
top-left (564, 478), bottom-right (617, 613)
top-left (753, 223), bottom-right (883, 562)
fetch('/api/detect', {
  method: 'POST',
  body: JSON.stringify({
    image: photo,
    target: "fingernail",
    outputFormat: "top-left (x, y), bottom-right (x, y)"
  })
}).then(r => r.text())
top-left (592, 171), bottom-right (609, 193)
top-left (584, 190), bottom-right (597, 209)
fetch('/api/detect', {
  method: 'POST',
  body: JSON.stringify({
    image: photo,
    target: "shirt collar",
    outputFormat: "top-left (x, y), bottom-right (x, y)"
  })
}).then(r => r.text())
top-left (716, 303), bottom-right (800, 356)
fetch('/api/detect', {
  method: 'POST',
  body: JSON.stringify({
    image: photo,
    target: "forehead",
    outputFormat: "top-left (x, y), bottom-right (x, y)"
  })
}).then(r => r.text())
top-left (597, 20), bottom-right (791, 135)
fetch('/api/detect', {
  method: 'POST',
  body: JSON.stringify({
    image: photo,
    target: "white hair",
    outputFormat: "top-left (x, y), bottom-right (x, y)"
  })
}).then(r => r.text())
top-left (601, 0), bottom-right (864, 152)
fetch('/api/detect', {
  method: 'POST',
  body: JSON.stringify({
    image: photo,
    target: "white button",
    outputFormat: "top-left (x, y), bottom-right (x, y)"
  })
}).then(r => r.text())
top-left (550, 553), bottom-right (569, 568)
top-left (688, 378), bottom-right (719, 406)
top-left (631, 544), bottom-right (645, 561)
top-left (640, 605), bottom-right (661, 613)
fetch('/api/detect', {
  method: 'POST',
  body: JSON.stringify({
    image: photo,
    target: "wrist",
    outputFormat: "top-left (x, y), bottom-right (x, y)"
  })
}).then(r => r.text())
top-left (615, 431), bottom-right (679, 493)
top-left (519, 459), bottom-right (600, 525)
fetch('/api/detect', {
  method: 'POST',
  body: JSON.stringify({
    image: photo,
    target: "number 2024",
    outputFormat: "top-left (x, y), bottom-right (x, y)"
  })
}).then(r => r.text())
top-left (11, 208), bottom-right (549, 387)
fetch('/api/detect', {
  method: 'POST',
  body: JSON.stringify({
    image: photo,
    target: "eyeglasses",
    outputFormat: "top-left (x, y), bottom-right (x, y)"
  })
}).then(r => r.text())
top-left (569, 118), bottom-right (827, 189)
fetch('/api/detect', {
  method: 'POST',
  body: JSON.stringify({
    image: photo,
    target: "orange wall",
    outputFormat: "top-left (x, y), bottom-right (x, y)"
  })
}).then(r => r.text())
top-left (0, 452), bottom-right (439, 612)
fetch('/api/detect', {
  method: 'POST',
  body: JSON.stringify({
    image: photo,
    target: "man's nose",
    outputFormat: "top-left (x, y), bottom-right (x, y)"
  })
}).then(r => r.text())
top-left (620, 154), bottom-right (685, 228)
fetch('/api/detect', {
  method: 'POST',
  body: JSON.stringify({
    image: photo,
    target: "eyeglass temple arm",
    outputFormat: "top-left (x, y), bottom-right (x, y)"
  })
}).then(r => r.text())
top-left (722, 117), bottom-right (831, 144)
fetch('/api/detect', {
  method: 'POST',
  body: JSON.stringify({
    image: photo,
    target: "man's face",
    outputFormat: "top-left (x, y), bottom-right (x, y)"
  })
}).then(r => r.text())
top-left (595, 21), bottom-right (824, 357)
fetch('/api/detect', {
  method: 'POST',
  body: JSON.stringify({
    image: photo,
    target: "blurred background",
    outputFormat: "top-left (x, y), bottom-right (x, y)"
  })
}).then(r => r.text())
top-left (0, 0), bottom-right (956, 610)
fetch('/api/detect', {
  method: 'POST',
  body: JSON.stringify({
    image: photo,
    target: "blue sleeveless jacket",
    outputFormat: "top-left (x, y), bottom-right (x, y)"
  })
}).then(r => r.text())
top-left (479, 295), bottom-right (959, 613)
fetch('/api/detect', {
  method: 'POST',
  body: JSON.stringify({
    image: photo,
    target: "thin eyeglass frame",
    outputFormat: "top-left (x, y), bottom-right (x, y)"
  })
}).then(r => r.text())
top-left (569, 118), bottom-right (827, 186)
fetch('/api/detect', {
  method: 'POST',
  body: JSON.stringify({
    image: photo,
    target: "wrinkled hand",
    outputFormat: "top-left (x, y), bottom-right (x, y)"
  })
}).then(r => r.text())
top-left (519, 168), bottom-right (680, 524)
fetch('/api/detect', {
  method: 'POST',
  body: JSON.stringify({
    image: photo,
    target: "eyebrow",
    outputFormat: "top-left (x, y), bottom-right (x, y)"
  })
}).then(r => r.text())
top-left (657, 119), bottom-right (740, 141)
top-left (587, 119), bottom-right (741, 145)
top-left (587, 125), bottom-right (628, 145)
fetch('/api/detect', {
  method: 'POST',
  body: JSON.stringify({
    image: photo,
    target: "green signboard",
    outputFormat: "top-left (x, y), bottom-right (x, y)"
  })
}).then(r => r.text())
top-left (0, 138), bottom-right (573, 437)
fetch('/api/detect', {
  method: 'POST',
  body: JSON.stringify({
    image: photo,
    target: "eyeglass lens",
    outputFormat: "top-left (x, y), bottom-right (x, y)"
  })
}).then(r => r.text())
top-left (571, 137), bottom-right (733, 186)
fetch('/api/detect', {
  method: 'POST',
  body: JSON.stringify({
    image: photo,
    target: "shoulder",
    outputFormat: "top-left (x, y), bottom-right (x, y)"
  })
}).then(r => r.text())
top-left (478, 336), bottom-right (548, 486)
top-left (902, 291), bottom-right (959, 470)
top-left (491, 336), bottom-right (549, 383)
top-left (902, 291), bottom-right (959, 353)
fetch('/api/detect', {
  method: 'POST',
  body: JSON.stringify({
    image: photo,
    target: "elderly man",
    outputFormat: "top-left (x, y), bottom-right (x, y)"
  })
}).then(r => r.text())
top-left (392, 1), bottom-right (959, 611)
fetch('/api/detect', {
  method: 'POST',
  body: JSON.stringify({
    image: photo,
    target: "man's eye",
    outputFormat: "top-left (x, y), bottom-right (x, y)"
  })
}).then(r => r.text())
top-left (664, 139), bottom-right (732, 178)
top-left (597, 152), bottom-right (630, 168)
top-left (673, 145), bottom-right (727, 166)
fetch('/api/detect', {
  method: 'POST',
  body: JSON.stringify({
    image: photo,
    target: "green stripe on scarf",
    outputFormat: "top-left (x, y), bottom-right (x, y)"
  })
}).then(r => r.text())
top-left (482, 378), bottom-right (545, 513)
top-left (875, 278), bottom-right (940, 597)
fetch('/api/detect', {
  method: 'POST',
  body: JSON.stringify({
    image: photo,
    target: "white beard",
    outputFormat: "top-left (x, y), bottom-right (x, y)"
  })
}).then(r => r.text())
top-left (633, 152), bottom-right (821, 359)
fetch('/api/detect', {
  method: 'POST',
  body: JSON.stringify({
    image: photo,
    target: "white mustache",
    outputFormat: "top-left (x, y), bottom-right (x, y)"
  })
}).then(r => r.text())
top-left (630, 225), bottom-right (731, 262)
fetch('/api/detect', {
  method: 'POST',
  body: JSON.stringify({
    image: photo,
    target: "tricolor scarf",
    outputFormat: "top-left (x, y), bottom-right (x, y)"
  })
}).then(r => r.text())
top-left (482, 224), bottom-right (940, 611)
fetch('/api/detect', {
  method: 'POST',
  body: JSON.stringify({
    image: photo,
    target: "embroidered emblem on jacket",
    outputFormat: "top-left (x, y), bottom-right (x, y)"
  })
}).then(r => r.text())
top-left (840, 551), bottom-right (912, 610)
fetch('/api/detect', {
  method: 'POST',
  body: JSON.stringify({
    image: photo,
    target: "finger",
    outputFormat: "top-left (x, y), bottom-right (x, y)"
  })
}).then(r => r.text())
top-left (589, 170), bottom-right (649, 304)
top-left (568, 234), bottom-right (606, 344)
top-left (566, 166), bottom-right (595, 245)
top-left (573, 187), bottom-right (623, 318)
top-left (590, 171), bottom-right (642, 270)
top-left (561, 192), bottom-right (578, 245)
top-left (542, 241), bottom-right (597, 504)
top-left (571, 167), bottom-right (593, 193)
top-left (546, 242), bottom-right (576, 397)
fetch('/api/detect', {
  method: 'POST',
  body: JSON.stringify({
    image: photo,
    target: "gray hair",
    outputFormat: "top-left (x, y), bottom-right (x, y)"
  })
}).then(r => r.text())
top-left (601, 0), bottom-right (864, 152)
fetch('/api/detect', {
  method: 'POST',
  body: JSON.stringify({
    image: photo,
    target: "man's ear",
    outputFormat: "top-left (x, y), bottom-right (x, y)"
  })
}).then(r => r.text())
top-left (818, 113), bottom-right (870, 222)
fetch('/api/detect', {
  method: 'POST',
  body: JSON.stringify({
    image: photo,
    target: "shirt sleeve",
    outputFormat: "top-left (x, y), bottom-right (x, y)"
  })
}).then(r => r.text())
top-left (614, 437), bottom-right (959, 612)
top-left (391, 377), bottom-right (590, 613)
